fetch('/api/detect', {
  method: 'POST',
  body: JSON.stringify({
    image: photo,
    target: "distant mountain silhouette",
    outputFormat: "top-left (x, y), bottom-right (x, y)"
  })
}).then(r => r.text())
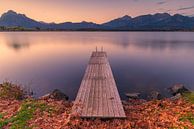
top-left (1, 10), bottom-right (194, 31)
top-left (48, 21), bottom-right (101, 30)
top-left (0, 10), bottom-right (46, 28)
top-left (0, 10), bottom-right (100, 30)
top-left (103, 13), bottom-right (194, 30)
top-left (102, 15), bottom-right (132, 28)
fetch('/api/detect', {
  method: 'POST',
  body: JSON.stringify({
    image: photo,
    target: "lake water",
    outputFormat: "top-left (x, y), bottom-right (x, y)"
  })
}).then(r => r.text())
top-left (0, 32), bottom-right (194, 100)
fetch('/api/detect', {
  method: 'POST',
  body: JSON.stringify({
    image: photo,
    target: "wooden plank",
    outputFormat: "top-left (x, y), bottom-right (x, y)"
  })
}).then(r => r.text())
top-left (81, 72), bottom-right (92, 116)
top-left (93, 64), bottom-right (98, 116)
top-left (102, 62), bottom-right (114, 117)
top-left (107, 61), bottom-right (126, 117)
top-left (73, 63), bottom-right (91, 114)
top-left (73, 51), bottom-right (126, 118)
top-left (86, 65), bottom-right (95, 116)
top-left (98, 64), bottom-right (103, 116)
top-left (105, 66), bottom-right (120, 117)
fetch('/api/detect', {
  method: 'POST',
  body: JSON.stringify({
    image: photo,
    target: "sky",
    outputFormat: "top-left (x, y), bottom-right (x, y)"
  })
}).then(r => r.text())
top-left (0, 0), bottom-right (194, 23)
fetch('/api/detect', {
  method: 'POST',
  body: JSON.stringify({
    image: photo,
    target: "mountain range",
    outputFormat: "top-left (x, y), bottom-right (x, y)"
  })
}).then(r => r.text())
top-left (1, 10), bottom-right (194, 31)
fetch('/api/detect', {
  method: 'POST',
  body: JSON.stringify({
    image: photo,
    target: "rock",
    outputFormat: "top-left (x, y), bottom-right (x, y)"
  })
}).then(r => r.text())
top-left (168, 84), bottom-right (190, 96)
top-left (122, 100), bottom-right (129, 105)
top-left (40, 89), bottom-right (68, 101)
top-left (148, 91), bottom-right (162, 100)
top-left (125, 93), bottom-right (140, 99)
top-left (170, 93), bottom-right (182, 100)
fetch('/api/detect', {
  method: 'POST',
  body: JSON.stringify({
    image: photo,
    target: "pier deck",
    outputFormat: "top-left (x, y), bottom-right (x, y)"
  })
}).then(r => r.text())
top-left (73, 51), bottom-right (126, 118)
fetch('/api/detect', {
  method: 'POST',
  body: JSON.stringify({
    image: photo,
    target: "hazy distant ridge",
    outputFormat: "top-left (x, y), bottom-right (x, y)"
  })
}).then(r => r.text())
top-left (1, 10), bottom-right (194, 31)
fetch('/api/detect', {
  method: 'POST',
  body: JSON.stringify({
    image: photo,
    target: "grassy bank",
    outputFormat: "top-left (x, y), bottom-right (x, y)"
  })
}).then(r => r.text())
top-left (0, 82), bottom-right (194, 129)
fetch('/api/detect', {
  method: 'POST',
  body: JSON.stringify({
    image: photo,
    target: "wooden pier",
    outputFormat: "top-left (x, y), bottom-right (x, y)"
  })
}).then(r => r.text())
top-left (73, 51), bottom-right (126, 118)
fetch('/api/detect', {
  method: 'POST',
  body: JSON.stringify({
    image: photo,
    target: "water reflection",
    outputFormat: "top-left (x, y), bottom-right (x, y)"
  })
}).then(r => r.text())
top-left (7, 42), bottom-right (30, 51)
top-left (0, 32), bottom-right (194, 100)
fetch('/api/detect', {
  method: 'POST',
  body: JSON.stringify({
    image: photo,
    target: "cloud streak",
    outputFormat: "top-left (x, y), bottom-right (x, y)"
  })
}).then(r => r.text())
top-left (178, 6), bottom-right (194, 11)
top-left (157, 1), bottom-right (167, 5)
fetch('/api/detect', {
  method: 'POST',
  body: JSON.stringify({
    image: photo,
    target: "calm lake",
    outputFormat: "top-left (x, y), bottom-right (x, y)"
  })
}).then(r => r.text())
top-left (0, 32), bottom-right (194, 100)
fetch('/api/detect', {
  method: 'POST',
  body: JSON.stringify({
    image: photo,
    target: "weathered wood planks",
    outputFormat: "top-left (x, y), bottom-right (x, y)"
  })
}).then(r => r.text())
top-left (73, 51), bottom-right (126, 118)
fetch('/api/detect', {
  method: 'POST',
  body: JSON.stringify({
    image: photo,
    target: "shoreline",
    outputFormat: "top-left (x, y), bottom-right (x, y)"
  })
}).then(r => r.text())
top-left (0, 81), bottom-right (194, 128)
top-left (1, 94), bottom-right (194, 128)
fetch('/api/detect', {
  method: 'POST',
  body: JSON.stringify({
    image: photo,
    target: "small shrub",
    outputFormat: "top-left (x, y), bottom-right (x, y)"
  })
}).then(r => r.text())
top-left (183, 92), bottom-right (194, 104)
top-left (0, 81), bottom-right (26, 100)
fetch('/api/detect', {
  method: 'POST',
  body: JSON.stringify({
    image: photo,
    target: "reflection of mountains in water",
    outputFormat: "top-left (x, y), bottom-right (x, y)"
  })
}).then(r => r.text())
top-left (5, 33), bottom-right (194, 51)
top-left (99, 36), bottom-right (194, 50)
top-left (132, 40), bottom-right (194, 50)
top-left (7, 42), bottom-right (30, 51)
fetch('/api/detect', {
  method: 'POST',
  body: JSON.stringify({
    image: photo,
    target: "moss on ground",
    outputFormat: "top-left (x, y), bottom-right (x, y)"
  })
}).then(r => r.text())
top-left (0, 99), bottom-right (54, 129)
top-left (183, 92), bottom-right (194, 104)
top-left (178, 92), bottom-right (194, 126)
top-left (179, 113), bottom-right (194, 125)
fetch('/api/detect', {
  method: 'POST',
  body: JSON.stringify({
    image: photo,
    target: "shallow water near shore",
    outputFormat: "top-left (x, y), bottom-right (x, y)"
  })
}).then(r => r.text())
top-left (0, 32), bottom-right (194, 100)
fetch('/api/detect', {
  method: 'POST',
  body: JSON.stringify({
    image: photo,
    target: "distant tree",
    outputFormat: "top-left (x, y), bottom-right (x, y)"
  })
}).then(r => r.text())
top-left (0, 26), bottom-right (6, 30)
top-left (35, 27), bottom-right (40, 31)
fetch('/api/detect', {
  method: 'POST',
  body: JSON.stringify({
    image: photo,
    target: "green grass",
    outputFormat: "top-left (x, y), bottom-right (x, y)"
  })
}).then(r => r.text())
top-left (179, 92), bottom-right (194, 126)
top-left (179, 113), bottom-right (194, 125)
top-left (0, 99), bottom-right (54, 129)
top-left (183, 92), bottom-right (194, 104)
top-left (0, 114), bottom-right (3, 119)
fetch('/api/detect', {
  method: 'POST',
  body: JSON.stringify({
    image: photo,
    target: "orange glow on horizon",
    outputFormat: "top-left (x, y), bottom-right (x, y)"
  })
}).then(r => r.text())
top-left (0, 0), bottom-right (194, 23)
